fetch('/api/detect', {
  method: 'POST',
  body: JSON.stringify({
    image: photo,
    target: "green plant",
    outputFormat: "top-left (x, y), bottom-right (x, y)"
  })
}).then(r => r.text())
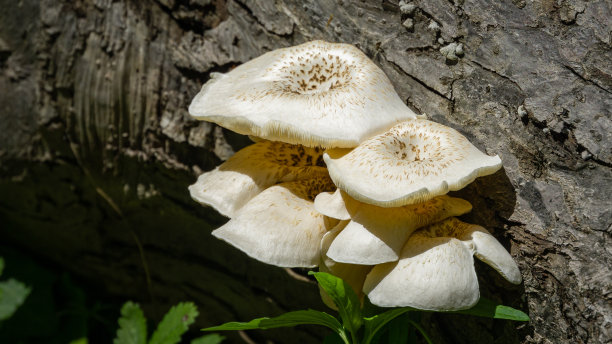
top-left (114, 301), bottom-right (224, 344)
top-left (203, 272), bottom-right (529, 344)
top-left (0, 257), bottom-right (31, 323)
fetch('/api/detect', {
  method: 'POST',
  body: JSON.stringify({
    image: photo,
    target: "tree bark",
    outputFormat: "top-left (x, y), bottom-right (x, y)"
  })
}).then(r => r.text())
top-left (0, 0), bottom-right (610, 343)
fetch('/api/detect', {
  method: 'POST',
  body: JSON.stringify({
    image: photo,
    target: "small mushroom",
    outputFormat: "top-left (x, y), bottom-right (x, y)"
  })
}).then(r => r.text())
top-left (315, 190), bottom-right (472, 265)
top-left (324, 119), bottom-right (502, 207)
top-left (189, 140), bottom-right (327, 217)
top-left (212, 177), bottom-right (337, 268)
top-left (363, 217), bottom-right (522, 310)
top-left (188, 40), bottom-right (417, 148)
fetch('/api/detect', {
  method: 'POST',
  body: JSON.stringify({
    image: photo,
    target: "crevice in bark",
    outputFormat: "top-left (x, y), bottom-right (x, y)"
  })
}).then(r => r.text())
top-left (382, 52), bottom-right (452, 101)
top-left (564, 64), bottom-right (612, 95)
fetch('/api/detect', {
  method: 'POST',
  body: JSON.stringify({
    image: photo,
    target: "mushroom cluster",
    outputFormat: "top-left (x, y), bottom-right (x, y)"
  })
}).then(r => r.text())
top-left (188, 41), bottom-right (521, 311)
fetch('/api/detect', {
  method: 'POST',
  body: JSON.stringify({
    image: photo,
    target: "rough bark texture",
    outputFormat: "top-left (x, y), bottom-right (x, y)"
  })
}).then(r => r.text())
top-left (0, 0), bottom-right (610, 343)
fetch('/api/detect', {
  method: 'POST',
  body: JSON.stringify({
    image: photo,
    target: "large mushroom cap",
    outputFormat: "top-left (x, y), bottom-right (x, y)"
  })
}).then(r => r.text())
top-left (188, 140), bottom-right (327, 217)
top-left (324, 119), bottom-right (503, 207)
top-left (188, 40), bottom-right (417, 148)
top-left (212, 177), bottom-right (337, 268)
top-left (363, 217), bottom-right (521, 310)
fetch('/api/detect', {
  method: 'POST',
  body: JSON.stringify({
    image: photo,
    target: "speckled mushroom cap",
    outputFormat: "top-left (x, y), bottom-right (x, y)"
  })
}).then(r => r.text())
top-left (362, 217), bottom-right (522, 310)
top-left (324, 119), bottom-right (503, 207)
top-left (188, 140), bottom-right (327, 218)
top-left (188, 40), bottom-right (417, 148)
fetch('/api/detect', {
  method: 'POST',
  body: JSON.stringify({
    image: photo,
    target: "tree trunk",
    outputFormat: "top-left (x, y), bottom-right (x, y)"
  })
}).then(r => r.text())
top-left (0, 0), bottom-right (610, 343)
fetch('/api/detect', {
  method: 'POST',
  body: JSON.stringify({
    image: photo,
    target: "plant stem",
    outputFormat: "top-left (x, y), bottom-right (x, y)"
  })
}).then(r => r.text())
top-left (407, 319), bottom-right (433, 344)
top-left (338, 330), bottom-right (352, 344)
top-left (350, 329), bottom-right (360, 344)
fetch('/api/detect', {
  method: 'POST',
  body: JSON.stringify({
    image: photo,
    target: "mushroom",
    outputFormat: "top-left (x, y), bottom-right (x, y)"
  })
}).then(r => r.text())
top-left (318, 221), bottom-right (373, 309)
top-left (212, 177), bottom-right (337, 268)
top-left (188, 40), bottom-right (417, 148)
top-left (324, 119), bottom-right (502, 207)
top-left (189, 140), bottom-right (327, 217)
top-left (362, 217), bottom-right (522, 310)
top-left (314, 189), bottom-right (473, 265)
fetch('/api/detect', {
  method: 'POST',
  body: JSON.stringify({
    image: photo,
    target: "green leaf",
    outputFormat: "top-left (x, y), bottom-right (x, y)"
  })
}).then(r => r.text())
top-left (362, 308), bottom-right (412, 344)
top-left (452, 297), bottom-right (529, 321)
top-left (69, 338), bottom-right (89, 344)
top-left (149, 302), bottom-right (199, 344)
top-left (0, 278), bottom-right (31, 321)
top-left (114, 301), bottom-right (147, 344)
top-left (0, 257), bottom-right (4, 277)
top-left (202, 309), bottom-right (345, 339)
top-left (309, 272), bottom-right (363, 336)
top-left (190, 333), bottom-right (225, 344)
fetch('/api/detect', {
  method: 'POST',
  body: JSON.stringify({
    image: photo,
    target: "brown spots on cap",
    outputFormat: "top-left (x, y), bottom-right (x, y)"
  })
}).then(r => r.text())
top-left (272, 50), bottom-right (357, 96)
top-left (289, 175), bottom-right (336, 201)
top-left (420, 217), bottom-right (474, 239)
top-left (324, 119), bottom-right (502, 206)
top-left (259, 141), bottom-right (326, 168)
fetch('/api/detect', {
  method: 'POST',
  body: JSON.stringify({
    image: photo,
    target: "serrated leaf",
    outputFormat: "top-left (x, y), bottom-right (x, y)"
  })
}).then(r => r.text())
top-left (149, 302), bottom-right (199, 344)
top-left (190, 333), bottom-right (225, 344)
top-left (202, 309), bottom-right (345, 336)
top-left (114, 301), bottom-right (147, 344)
top-left (452, 297), bottom-right (529, 321)
top-left (309, 271), bottom-right (362, 335)
top-left (0, 278), bottom-right (31, 321)
top-left (362, 308), bottom-right (411, 344)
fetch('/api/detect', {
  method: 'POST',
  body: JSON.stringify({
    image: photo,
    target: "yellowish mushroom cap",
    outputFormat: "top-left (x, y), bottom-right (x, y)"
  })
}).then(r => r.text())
top-left (188, 41), bottom-right (417, 148)
top-left (324, 119), bottom-right (503, 207)
top-left (188, 140), bottom-right (327, 217)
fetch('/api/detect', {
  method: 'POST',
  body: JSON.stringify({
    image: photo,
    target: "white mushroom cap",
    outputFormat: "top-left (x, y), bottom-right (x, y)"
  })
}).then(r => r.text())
top-left (188, 140), bottom-right (327, 217)
top-left (188, 41), bottom-right (417, 148)
top-left (313, 189), bottom-right (351, 220)
top-left (212, 177), bottom-right (337, 268)
top-left (363, 218), bottom-right (521, 310)
top-left (324, 119), bottom-right (503, 207)
top-left (315, 190), bottom-right (472, 265)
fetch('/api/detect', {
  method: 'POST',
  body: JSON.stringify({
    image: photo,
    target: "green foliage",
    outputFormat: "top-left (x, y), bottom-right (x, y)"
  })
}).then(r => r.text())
top-left (149, 302), bottom-right (198, 344)
top-left (0, 248), bottom-right (96, 343)
top-left (190, 333), bottom-right (225, 344)
top-left (453, 297), bottom-right (530, 321)
top-left (362, 308), bottom-right (412, 344)
top-left (0, 257), bottom-right (31, 322)
top-left (114, 301), bottom-right (212, 344)
top-left (310, 271), bottom-right (362, 339)
top-left (202, 271), bottom-right (529, 344)
top-left (204, 309), bottom-right (343, 333)
top-left (114, 302), bottom-right (147, 344)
